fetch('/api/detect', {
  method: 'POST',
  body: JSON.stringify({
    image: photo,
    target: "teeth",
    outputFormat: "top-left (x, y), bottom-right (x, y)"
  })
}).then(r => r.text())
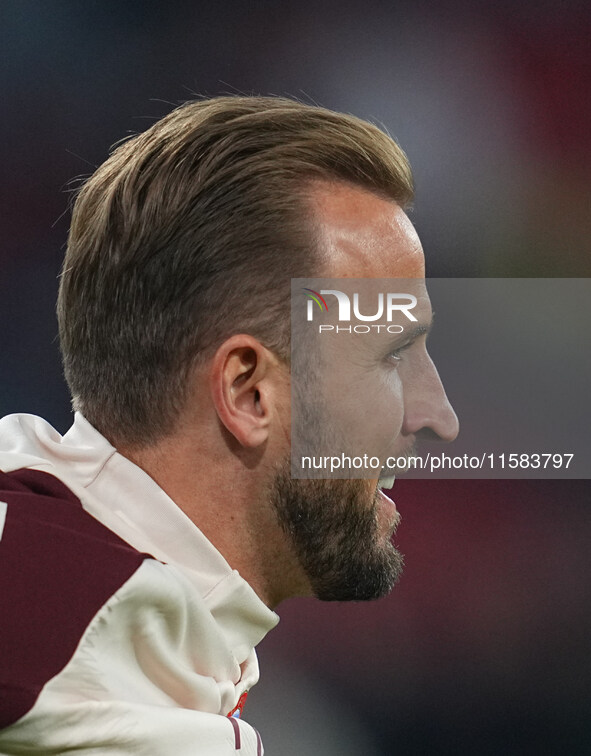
top-left (378, 475), bottom-right (395, 490)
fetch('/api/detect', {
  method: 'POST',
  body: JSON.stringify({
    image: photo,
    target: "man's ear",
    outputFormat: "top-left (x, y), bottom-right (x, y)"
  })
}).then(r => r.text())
top-left (210, 335), bottom-right (279, 448)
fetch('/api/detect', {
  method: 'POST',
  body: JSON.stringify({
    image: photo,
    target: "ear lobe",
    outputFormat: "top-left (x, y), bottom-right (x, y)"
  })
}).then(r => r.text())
top-left (210, 336), bottom-right (274, 448)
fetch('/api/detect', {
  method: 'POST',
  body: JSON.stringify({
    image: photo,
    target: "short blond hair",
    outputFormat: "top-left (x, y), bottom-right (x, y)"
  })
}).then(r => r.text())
top-left (58, 96), bottom-right (413, 445)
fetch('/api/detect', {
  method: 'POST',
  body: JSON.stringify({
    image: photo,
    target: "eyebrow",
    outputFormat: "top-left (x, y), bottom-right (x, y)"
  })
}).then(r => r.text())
top-left (398, 312), bottom-right (435, 344)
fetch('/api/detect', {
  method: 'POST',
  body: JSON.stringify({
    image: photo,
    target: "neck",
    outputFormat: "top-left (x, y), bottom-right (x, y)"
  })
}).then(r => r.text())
top-left (119, 430), bottom-right (309, 608)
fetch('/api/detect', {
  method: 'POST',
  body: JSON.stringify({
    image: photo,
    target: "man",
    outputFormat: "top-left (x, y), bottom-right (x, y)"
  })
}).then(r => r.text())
top-left (0, 97), bottom-right (458, 753)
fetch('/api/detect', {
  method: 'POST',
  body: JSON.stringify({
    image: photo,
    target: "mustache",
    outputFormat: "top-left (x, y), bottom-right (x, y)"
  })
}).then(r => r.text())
top-left (379, 444), bottom-right (418, 477)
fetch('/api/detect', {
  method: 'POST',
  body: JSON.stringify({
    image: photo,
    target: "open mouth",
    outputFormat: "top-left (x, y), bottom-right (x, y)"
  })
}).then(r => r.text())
top-left (377, 474), bottom-right (395, 490)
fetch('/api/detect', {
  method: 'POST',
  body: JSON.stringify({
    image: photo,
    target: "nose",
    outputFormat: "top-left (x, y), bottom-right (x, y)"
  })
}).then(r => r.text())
top-left (401, 354), bottom-right (459, 442)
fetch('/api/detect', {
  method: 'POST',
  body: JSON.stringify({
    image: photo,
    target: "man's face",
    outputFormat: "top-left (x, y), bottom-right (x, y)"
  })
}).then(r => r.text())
top-left (271, 182), bottom-right (458, 602)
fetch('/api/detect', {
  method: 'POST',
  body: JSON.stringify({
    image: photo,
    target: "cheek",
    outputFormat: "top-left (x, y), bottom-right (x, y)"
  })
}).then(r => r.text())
top-left (372, 373), bottom-right (405, 449)
top-left (335, 371), bottom-right (405, 457)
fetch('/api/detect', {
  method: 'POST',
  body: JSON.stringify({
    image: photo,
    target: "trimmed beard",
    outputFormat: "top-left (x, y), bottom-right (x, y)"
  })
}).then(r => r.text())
top-left (270, 461), bottom-right (403, 601)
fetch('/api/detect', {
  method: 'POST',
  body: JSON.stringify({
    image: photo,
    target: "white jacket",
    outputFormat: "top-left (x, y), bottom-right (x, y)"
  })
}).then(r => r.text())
top-left (0, 413), bottom-right (278, 755)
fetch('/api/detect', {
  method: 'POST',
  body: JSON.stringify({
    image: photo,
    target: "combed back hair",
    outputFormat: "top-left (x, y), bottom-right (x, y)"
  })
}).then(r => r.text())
top-left (58, 96), bottom-right (414, 446)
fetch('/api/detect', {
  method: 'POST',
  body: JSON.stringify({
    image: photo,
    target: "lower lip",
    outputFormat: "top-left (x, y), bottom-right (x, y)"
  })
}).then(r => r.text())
top-left (377, 487), bottom-right (397, 517)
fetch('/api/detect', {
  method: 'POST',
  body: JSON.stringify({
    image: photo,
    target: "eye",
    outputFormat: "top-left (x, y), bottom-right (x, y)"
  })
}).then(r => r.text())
top-left (386, 342), bottom-right (413, 365)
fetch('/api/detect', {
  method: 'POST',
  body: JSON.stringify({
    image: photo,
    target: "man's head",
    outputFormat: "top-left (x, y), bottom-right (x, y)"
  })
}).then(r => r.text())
top-left (58, 96), bottom-right (413, 447)
top-left (58, 96), bottom-right (456, 607)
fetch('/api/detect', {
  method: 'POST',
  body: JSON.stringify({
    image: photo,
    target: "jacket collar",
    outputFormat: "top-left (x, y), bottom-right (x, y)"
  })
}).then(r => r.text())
top-left (0, 412), bottom-right (279, 652)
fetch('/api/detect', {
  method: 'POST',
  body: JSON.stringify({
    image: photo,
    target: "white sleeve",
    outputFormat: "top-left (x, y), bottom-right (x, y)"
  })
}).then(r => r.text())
top-left (0, 703), bottom-right (263, 755)
top-left (0, 561), bottom-right (265, 755)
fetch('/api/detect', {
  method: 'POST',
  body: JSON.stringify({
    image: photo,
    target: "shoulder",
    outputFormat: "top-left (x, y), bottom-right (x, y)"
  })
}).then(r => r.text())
top-left (0, 467), bottom-right (150, 728)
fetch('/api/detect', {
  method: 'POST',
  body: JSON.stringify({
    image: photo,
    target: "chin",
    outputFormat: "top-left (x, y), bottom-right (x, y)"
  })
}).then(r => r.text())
top-left (270, 466), bottom-right (404, 603)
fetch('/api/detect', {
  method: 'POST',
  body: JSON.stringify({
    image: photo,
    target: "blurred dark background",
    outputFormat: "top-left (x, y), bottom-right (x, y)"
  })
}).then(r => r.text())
top-left (2, 1), bottom-right (590, 753)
